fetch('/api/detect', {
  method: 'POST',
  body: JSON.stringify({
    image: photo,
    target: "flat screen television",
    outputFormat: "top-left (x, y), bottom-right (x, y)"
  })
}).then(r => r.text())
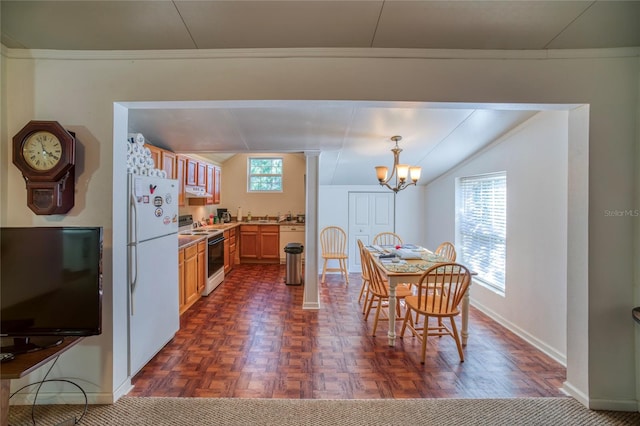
top-left (1, 226), bottom-right (103, 353)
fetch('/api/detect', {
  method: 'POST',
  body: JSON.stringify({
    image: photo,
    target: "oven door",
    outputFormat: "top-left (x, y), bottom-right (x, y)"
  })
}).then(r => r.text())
top-left (207, 234), bottom-right (225, 278)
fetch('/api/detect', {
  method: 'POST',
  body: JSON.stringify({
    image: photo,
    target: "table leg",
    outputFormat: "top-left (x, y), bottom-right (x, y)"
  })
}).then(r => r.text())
top-left (1, 379), bottom-right (10, 426)
top-left (387, 280), bottom-right (397, 346)
top-left (461, 287), bottom-right (470, 345)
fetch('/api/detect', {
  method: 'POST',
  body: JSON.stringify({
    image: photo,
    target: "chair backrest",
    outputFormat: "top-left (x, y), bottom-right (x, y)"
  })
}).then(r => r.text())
top-left (435, 241), bottom-right (457, 261)
top-left (357, 239), bottom-right (369, 279)
top-left (359, 243), bottom-right (388, 298)
top-left (373, 232), bottom-right (403, 247)
top-left (320, 226), bottom-right (347, 255)
top-left (415, 263), bottom-right (470, 315)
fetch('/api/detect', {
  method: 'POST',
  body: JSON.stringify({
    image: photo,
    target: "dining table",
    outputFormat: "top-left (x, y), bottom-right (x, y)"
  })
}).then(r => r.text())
top-left (367, 245), bottom-right (476, 347)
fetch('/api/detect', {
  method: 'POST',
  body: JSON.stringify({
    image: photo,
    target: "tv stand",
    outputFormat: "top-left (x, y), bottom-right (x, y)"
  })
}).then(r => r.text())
top-left (0, 336), bottom-right (83, 426)
top-left (0, 337), bottom-right (63, 355)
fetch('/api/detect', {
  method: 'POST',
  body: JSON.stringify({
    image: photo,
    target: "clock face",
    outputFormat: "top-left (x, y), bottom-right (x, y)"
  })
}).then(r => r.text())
top-left (22, 131), bottom-right (63, 171)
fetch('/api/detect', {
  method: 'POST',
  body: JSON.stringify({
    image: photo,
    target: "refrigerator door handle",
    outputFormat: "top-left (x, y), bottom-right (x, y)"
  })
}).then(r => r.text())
top-left (129, 182), bottom-right (138, 315)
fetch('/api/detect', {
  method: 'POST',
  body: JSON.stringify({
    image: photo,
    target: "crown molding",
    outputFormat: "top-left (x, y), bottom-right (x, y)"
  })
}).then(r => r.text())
top-left (2, 45), bottom-right (638, 61)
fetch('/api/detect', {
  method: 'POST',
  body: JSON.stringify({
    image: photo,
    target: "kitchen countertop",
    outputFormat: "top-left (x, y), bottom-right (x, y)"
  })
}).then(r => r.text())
top-left (179, 221), bottom-right (305, 248)
top-left (178, 234), bottom-right (206, 249)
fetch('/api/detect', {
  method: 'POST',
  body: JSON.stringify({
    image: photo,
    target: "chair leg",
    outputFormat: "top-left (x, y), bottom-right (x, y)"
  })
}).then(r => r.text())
top-left (420, 316), bottom-right (429, 364)
top-left (321, 259), bottom-right (328, 283)
top-left (364, 294), bottom-right (376, 321)
top-left (341, 259), bottom-right (349, 284)
top-left (449, 316), bottom-right (465, 362)
top-left (362, 287), bottom-right (371, 314)
top-left (372, 301), bottom-right (382, 336)
top-left (358, 279), bottom-right (368, 303)
top-left (400, 308), bottom-right (411, 337)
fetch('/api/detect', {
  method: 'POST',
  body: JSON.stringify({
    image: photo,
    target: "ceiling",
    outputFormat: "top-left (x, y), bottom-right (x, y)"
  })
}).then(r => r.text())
top-left (3, 1), bottom-right (639, 185)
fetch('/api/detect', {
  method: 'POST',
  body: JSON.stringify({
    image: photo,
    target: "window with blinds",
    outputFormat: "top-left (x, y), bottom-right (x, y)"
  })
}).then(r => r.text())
top-left (456, 172), bottom-right (507, 293)
top-left (248, 157), bottom-right (283, 192)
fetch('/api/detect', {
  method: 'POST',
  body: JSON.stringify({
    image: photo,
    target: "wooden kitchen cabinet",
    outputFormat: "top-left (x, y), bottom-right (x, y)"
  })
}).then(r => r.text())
top-left (224, 230), bottom-right (231, 273)
top-left (260, 225), bottom-right (280, 260)
top-left (146, 144), bottom-right (176, 178)
top-left (229, 227), bottom-right (237, 269)
top-left (147, 144), bottom-right (162, 168)
top-left (205, 164), bottom-right (214, 205)
top-left (177, 155), bottom-right (186, 206)
top-left (223, 227), bottom-right (237, 274)
top-left (239, 225), bottom-right (259, 260)
top-left (181, 244), bottom-right (200, 314)
top-left (197, 162), bottom-right (206, 187)
top-left (161, 150), bottom-right (176, 179)
top-left (213, 166), bottom-right (221, 204)
top-left (239, 225), bottom-right (279, 263)
top-left (197, 241), bottom-right (206, 294)
top-left (188, 162), bottom-right (222, 206)
top-left (185, 158), bottom-right (198, 186)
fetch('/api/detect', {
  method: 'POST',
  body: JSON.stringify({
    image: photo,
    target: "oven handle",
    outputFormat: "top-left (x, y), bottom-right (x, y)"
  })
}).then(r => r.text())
top-left (208, 235), bottom-right (225, 245)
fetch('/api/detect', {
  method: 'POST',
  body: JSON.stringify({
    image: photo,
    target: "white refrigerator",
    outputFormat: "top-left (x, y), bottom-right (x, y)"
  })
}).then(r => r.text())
top-left (127, 174), bottom-right (180, 376)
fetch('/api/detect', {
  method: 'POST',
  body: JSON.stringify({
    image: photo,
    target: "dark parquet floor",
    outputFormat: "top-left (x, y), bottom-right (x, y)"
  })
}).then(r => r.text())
top-left (130, 264), bottom-right (566, 399)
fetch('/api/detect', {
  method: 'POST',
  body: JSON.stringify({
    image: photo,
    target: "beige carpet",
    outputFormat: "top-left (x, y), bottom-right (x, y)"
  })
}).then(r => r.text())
top-left (8, 397), bottom-right (640, 425)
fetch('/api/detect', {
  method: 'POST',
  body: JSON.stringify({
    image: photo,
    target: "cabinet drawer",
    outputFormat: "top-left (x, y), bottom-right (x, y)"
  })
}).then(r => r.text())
top-left (241, 225), bottom-right (259, 232)
top-left (185, 244), bottom-right (198, 259)
top-left (197, 241), bottom-right (206, 252)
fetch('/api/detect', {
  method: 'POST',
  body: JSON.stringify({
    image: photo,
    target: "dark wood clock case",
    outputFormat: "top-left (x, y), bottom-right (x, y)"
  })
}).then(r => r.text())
top-left (12, 121), bottom-right (76, 215)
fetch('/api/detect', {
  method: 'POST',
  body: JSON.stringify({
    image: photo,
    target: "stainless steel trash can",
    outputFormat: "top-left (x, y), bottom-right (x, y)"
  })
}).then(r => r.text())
top-left (284, 242), bottom-right (304, 285)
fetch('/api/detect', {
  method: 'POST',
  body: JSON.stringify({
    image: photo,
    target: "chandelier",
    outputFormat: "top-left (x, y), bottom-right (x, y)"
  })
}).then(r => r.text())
top-left (374, 136), bottom-right (422, 193)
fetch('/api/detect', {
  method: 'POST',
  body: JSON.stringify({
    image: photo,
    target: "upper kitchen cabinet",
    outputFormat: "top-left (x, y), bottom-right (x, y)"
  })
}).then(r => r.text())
top-left (187, 159), bottom-right (221, 206)
top-left (185, 158), bottom-right (198, 186)
top-left (161, 151), bottom-right (176, 179)
top-left (213, 166), bottom-right (221, 205)
top-left (147, 144), bottom-right (162, 168)
top-left (147, 144), bottom-right (176, 178)
top-left (205, 164), bottom-right (214, 205)
top-left (177, 155), bottom-right (186, 206)
top-left (197, 162), bottom-right (206, 187)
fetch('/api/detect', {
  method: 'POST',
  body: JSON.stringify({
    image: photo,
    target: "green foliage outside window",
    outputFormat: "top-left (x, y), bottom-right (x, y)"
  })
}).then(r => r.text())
top-left (248, 158), bottom-right (283, 192)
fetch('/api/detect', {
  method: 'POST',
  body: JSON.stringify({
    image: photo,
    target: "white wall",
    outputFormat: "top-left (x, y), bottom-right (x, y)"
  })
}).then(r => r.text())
top-left (222, 152), bottom-right (306, 219)
top-left (424, 111), bottom-right (569, 363)
top-left (318, 184), bottom-right (424, 271)
top-left (1, 46), bottom-right (638, 410)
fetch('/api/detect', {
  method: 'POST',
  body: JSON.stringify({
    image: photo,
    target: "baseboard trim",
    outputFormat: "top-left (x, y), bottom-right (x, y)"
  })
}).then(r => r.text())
top-left (9, 391), bottom-right (116, 406)
top-left (471, 300), bottom-right (566, 366)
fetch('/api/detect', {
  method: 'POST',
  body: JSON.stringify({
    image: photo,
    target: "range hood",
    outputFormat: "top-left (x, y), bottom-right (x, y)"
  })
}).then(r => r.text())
top-left (184, 185), bottom-right (212, 198)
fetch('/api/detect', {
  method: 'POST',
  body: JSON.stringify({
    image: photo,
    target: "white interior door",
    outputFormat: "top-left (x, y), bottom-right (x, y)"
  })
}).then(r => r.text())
top-left (348, 192), bottom-right (395, 271)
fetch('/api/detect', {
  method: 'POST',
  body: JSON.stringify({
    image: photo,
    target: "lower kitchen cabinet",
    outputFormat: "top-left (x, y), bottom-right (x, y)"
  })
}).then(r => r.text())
top-left (178, 248), bottom-right (185, 310)
top-left (239, 225), bottom-right (279, 263)
top-left (224, 227), bottom-right (237, 274)
top-left (197, 241), bottom-right (206, 294)
top-left (179, 243), bottom-right (202, 315)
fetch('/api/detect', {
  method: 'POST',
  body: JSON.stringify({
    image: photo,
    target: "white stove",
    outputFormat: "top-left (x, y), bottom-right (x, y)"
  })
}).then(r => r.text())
top-left (178, 215), bottom-right (225, 296)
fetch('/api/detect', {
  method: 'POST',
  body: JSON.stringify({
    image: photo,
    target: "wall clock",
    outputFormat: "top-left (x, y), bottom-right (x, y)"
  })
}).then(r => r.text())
top-left (12, 120), bottom-right (76, 215)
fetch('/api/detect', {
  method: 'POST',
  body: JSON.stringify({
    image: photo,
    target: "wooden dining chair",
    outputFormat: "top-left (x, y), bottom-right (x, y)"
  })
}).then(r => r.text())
top-left (360, 244), bottom-right (413, 337)
top-left (435, 241), bottom-right (457, 261)
top-left (356, 239), bottom-right (371, 307)
top-left (373, 232), bottom-right (403, 247)
top-left (320, 226), bottom-right (349, 284)
top-left (400, 262), bottom-right (471, 363)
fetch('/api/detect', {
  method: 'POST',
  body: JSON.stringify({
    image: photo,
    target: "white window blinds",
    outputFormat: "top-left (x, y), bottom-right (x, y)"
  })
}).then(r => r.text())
top-left (457, 172), bottom-right (507, 293)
